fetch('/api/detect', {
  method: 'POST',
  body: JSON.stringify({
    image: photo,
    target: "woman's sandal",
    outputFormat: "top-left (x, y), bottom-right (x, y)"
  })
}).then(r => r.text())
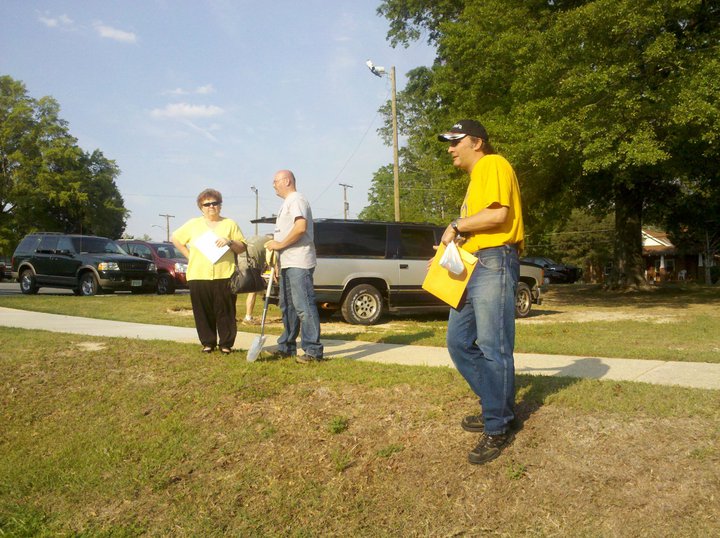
top-left (201, 346), bottom-right (214, 354)
top-left (220, 348), bottom-right (232, 355)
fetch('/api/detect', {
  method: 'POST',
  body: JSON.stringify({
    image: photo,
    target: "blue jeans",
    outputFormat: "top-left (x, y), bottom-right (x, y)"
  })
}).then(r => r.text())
top-left (278, 267), bottom-right (323, 358)
top-left (447, 245), bottom-right (519, 435)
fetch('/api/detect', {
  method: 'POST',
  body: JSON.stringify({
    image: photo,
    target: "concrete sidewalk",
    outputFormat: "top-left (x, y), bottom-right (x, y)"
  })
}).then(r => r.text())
top-left (1, 306), bottom-right (719, 391)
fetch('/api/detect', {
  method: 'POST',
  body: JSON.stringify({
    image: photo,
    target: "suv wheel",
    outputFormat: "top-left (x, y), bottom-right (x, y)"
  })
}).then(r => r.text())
top-left (341, 283), bottom-right (383, 325)
top-left (20, 269), bottom-right (39, 295)
top-left (79, 273), bottom-right (100, 296)
top-left (157, 273), bottom-right (175, 295)
top-left (515, 282), bottom-right (532, 318)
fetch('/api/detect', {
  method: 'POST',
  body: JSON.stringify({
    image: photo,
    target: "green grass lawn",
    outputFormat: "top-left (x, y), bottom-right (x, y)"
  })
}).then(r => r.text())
top-left (1, 328), bottom-right (719, 536)
top-left (1, 283), bottom-right (719, 362)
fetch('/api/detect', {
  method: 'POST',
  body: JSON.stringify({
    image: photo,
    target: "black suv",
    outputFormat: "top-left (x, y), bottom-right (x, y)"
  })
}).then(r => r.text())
top-left (12, 233), bottom-right (158, 296)
top-left (521, 256), bottom-right (581, 284)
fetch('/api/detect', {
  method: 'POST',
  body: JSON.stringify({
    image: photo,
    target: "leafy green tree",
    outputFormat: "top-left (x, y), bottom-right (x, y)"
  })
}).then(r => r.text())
top-left (528, 208), bottom-right (615, 283)
top-left (371, 0), bottom-right (719, 289)
top-left (0, 75), bottom-right (127, 252)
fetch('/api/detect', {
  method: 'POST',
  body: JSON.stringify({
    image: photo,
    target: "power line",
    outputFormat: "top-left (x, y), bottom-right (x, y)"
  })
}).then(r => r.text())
top-left (311, 91), bottom-right (390, 206)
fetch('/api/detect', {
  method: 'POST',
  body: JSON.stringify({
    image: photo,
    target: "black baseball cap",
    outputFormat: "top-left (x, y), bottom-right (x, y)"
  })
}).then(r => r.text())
top-left (437, 119), bottom-right (489, 142)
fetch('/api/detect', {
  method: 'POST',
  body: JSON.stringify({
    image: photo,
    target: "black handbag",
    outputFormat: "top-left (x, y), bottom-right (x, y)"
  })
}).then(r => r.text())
top-left (230, 251), bottom-right (266, 294)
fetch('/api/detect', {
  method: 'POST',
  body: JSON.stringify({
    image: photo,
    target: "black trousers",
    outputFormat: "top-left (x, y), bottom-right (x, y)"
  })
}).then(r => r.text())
top-left (188, 279), bottom-right (237, 348)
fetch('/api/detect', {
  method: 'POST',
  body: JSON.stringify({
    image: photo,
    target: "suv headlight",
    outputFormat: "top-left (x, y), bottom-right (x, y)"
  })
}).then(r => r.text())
top-left (98, 262), bottom-right (120, 271)
top-left (174, 262), bottom-right (188, 273)
top-left (148, 263), bottom-right (157, 272)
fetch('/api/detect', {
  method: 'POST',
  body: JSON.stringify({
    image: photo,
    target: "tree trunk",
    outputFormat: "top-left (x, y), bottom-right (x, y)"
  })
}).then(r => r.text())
top-left (609, 182), bottom-right (647, 289)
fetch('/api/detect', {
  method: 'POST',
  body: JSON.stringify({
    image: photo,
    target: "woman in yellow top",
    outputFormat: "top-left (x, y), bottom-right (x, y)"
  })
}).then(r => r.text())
top-left (172, 188), bottom-right (246, 354)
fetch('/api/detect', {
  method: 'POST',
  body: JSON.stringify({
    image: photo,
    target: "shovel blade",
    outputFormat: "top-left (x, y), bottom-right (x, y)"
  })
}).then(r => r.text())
top-left (246, 335), bottom-right (266, 362)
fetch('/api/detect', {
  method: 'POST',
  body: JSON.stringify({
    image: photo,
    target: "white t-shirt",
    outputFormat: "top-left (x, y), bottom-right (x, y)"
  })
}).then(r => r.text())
top-left (274, 191), bottom-right (316, 269)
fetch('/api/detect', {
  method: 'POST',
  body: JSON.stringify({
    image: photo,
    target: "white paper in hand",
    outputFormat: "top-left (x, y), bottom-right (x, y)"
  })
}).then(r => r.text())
top-left (439, 240), bottom-right (464, 275)
top-left (193, 230), bottom-right (229, 264)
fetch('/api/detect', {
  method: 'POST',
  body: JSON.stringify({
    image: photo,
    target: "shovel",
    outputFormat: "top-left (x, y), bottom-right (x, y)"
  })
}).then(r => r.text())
top-left (247, 252), bottom-right (275, 362)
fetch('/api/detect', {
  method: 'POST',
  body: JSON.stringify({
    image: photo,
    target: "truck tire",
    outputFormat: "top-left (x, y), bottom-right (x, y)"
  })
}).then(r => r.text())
top-left (20, 269), bottom-right (39, 295)
top-left (79, 273), bottom-right (100, 296)
top-left (157, 273), bottom-right (175, 294)
top-left (515, 282), bottom-right (532, 318)
top-left (341, 283), bottom-right (383, 325)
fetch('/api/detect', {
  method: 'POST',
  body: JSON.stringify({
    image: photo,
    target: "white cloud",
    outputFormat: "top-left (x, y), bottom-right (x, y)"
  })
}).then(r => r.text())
top-left (150, 103), bottom-right (224, 119)
top-left (164, 84), bottom-right (216, 96)
top-left (165, 88), bottom-right (189, 96)
top-left (94, 22), bottom-right (137, 43)
top-left (196, 84), bottom-right (215, 95)
top-left (38, 12), bottom-right (74, 29)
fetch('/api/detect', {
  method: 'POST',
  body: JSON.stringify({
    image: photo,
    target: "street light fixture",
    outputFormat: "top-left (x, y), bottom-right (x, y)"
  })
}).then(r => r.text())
top-left (151, 224), bottom-right (164, 241)
top-left (366, 59), bottom-right (400, 222)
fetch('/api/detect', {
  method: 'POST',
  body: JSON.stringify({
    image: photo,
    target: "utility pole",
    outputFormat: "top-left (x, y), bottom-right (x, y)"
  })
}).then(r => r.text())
top-left (339, 183), bottom-right (353, 220)
top-left (366, 60), bottom-right (400, 221)
top-left (390, 65), bottom-right (400, 222)
top-left (251, 185), bottom-right (259, 235)
top-left (158, 213), bottom-right (174, 242)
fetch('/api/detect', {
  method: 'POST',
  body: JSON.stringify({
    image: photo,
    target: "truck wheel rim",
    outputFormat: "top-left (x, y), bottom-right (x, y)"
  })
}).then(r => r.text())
top-left (354, 294), bottom-right (377, 319)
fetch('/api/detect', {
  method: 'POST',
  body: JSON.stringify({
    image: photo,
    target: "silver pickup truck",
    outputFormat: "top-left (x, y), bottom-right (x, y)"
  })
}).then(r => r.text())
top-left (280, 219), bottom-right (543, 325)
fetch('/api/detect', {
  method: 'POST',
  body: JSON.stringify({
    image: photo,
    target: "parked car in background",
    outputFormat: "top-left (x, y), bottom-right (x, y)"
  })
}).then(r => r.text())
top-left (117, 240), bottom-right (188, 294)
top-left (0, 256), bottom-right (11, 281)
top-left (12, 233), bottom-right (157, 295)
top-left (521, 256), bottom-right (581, 284)
top-left (263, 219), bottom-right (544, 324)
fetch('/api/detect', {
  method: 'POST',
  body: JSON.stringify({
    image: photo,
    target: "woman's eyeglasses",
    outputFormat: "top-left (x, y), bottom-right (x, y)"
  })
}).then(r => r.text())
top-left (202, 201), bottom-right (221, 207)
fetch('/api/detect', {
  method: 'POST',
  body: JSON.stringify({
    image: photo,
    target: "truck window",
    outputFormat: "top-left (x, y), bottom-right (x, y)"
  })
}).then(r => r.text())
top-left (37, 236), bottom-right (59, 253)
top-left (315, 223), bottom-right (387, 257)
top-left (399, 228), bottom-right (437, 259)
top-left (15, 235), bottom-right (41, 254)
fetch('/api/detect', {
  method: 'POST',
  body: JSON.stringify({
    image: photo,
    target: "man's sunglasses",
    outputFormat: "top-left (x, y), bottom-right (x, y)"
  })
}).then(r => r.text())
top-left (202, 201), bottom-right (221, 207)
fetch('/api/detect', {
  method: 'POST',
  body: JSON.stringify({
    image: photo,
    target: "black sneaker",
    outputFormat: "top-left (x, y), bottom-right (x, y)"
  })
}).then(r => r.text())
top-left (468, 431), bottom-right (515, 465)
top-left (461, 414), bottom-right (484, 433)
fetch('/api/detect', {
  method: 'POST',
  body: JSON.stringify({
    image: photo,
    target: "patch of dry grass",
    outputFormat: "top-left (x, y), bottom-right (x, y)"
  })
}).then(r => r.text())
top-left (1, 327), bottom-right (719, 536)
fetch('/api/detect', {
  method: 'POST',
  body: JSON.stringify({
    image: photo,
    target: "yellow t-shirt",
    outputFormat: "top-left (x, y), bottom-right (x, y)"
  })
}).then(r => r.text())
top-left (460, 154), bottom-right (524, 253)
top-left (172, 217), bottom-right (245, 281)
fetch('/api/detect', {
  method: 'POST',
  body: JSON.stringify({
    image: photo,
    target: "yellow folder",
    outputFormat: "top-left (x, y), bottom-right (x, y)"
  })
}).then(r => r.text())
top-left (422, 243), bottom-right (478, 309)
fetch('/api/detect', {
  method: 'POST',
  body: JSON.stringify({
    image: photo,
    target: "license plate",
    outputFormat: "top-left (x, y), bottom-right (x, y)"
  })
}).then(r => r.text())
top-left (131, 280), bottom-right (143, 287)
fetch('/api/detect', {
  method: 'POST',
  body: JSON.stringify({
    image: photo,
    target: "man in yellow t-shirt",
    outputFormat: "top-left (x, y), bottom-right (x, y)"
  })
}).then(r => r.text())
top-left (437, 119), bottom-right (524, 465)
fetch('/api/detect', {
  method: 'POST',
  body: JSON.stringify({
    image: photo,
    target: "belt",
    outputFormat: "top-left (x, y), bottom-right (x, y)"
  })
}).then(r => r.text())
top-left (474, 243), bottom-right (519, 254)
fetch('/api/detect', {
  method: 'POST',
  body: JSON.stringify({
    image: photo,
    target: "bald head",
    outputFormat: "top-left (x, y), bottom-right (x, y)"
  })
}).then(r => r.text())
top-left (273, 169), bottom-right (297, 199)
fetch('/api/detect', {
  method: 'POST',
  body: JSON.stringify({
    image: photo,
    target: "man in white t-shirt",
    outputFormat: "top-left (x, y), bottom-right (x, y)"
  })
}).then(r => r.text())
top-left (264, 170), bottom-right (323, 362)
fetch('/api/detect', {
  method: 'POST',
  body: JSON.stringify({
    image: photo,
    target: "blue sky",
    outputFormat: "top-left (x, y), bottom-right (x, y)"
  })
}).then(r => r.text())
top-left (1, 1), bottom-right (436, 240)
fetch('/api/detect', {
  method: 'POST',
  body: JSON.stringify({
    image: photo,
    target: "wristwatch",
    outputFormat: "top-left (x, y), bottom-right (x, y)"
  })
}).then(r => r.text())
top-left (451, 219), bottom-right (460, 234)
